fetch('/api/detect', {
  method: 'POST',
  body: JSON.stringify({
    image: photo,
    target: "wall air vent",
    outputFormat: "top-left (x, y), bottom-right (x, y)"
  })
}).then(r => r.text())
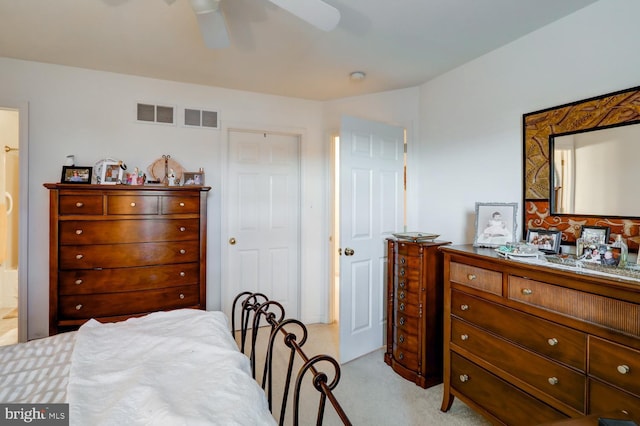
top-left (136, 103), bottom-right (175, 125)
top-left (184, 108), bottom-right (219, 129)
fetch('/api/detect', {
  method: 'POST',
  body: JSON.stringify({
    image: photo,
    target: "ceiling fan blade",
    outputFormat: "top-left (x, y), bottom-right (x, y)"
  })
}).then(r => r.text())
top-left (190, 0), bottom-right (230, 49)
top-left (268, 0), bottom-right (340, 32)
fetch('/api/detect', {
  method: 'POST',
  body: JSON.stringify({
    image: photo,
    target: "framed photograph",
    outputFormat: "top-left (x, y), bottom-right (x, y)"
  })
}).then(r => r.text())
top-left (579, 226), bottom-right (610, 245)
top-left (473, 202), bottom-right (518, 248)
top-left (61, 166), bottom-right (92, 184)
top-left (526, 228), bottom-right (561, 254)
top-left (182, 171), bottom-right (205, 186)
top-left (100, 161), bottom-right (124, 185)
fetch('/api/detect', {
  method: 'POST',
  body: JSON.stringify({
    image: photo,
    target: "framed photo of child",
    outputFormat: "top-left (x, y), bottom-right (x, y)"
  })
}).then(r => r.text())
top-left (473, 202), bottom-right (518, 248)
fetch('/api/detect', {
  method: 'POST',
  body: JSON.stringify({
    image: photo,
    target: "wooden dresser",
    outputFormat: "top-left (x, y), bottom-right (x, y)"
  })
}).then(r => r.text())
top-left (440, 245), bottom-right (640, 425)
top-left (45, 183), bottom-right (211, 335)
top-left (384, 238), bottom-right (450, 388)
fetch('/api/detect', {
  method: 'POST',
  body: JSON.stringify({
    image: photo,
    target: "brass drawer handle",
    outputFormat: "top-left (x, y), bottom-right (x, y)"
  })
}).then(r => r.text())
top-left (398, 352), bottom-right (404, 360)
top-left (548, 338), bottom-right (558, 346)
top-left (399, 335), bottom-right (404, 343)
top-left (399, 280), bottom-right (405, 288)
top-left (399, 291), bottom-right (405, 300)
top-left (130, 202), bottom-right (136, 207)
top-left (400, 269), bottom-right (406, 276)
top-left (459, 374), bottom-right (469, 383)
top-left (522, 288), bottom-right (533, 295)
top-left (399, 303), bottom-right (405, 311)
top-left (617, 365), bottom-right (630, 375)
top-left (75, 254), bottom-right (83, 260)
top-left (179, 249), bottom-right (186, 254)
top-left (467, 274), bottom-right (476, 280)
top-left (179, 202), bottom-right (185, 207)
top-left (399, 317), bottom-right (405, 326)
top-left (460, 334), bottom-right (469, 341)
top-left (180, 271), bottom-right (186, 277)
top-left (75, 229), bottom-right (83, 235)
top-left (400, 257), bottom-right (406, 264)
top-left (460, 304), bottom-right (469, 311)
top-left (548, 377), bottom-right (559, 385)
top-left (75, 304), bottom-right (83, 310)
top-left (75, 279), bottom-right (83, 285)
top-left (179, 293), bottom-right (185, 299)
top-left (75, 202), bottom-right (84, 208)
top-left (179, 227), bottom-right (186, 232)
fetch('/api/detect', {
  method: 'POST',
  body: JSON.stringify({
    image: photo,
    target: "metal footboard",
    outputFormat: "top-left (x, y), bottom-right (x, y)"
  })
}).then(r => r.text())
top-left (232, 291), bottom-right (352, 426)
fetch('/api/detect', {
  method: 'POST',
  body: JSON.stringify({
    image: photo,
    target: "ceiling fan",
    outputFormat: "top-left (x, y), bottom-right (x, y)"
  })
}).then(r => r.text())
top-left (189, 0), bottom-right (341, 49)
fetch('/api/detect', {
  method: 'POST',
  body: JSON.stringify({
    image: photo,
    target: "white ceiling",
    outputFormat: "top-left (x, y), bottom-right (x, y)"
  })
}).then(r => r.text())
top-left (0, 0), bottom-right (599, 101)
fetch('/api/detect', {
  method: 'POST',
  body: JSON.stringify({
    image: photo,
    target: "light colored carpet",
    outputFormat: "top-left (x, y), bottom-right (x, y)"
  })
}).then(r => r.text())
top-left (242, 322), bottom-right (490, 426)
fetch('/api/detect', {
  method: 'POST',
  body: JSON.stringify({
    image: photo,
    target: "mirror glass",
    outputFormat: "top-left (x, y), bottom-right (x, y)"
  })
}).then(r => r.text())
top-left (552, 123), bottom-right (640, 216)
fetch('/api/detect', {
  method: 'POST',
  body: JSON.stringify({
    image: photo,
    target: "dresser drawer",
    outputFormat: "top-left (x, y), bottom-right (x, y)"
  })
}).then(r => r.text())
top-left (589, 379), bottom-right (640, 416)
top-left (395, 263), bottom-right (420, 281)
top-left (395, 274), bottom-right (422, 295)
top-left (395, 298), bottom-right (421, 318)
top-left (509, 276), bottom-right (640, 338)
top-left (393, 344), bottom-right (419, 371)
top-left (59, 195), bottom-right (103, 215)
top-left (59, 219), bottom-right (200, 244)
top-left (59, 240), bottom-right (200, 269)
top-left (450, 353), bottom-right (568, 425)
top-left (395, 242), bottom-right (423, 257)
top-left (589, 336), bottom-right (640, 397)
top-left (450, 262), bottom-right (502, 295)
top-left (394, 311), bottom-right (419, 333)
top-left (59, 284), bottom-right (200, 319)
top-left (161, 196), bottom-right (200, 214)
top-left (107, 195), bottom-right (159, 215)
top-left (452, 290), bottom-right (586, 370)
top-left (394, 326), bottom-right (418, 350)
top-left (59, 263), bottom-right (200, 295)
top-left (451, 318), bottom-right (586, 411)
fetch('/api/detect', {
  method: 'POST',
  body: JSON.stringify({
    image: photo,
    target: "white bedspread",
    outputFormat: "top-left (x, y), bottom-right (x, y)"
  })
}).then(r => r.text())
top-left (67, 309), bottom-right (276, 426)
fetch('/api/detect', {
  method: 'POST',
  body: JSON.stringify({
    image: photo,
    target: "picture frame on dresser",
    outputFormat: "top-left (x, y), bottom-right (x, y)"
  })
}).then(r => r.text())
top-left (61, 166), bottom-right (92, 184)
top-left (183, 171), bottom-right (204, 186)
top-left (100, 161), bottom-right (124, 185)
top-left (580, 225), bottom-right (610, 245)
top-left (526, 228), bottom-right (561, 254)
top-left (473, 202), bottom-right (518, 248)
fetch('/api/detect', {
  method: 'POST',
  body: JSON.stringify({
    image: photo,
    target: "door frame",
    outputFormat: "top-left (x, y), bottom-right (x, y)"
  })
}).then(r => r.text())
top-left (0, 100), bottom-right (29, 343)
top-left (219, 123), bottom-right (306, 321)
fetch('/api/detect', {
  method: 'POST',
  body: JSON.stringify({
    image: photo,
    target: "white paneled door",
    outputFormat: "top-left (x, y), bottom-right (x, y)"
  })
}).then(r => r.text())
top-left (339, 116), bottom-right (405, 363)
top-left (224, 130), bottom-right (300, 321)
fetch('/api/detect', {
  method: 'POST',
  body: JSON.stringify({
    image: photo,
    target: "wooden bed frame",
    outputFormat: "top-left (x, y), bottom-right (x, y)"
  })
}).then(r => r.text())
top-left (232, 292), bottom-right (352, 426)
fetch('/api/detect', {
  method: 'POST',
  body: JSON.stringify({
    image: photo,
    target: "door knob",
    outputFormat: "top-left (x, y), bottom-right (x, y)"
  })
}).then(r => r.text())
top-left (344, 247), bottom-right (355, 256)
top-left (229, 237), bottom-right (236, 245)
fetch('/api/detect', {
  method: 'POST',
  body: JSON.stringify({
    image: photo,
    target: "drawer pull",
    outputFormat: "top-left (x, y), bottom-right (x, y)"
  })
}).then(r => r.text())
top-left (460, 304), bottom-right (469, 311)
top-left (179, 202), bottom-right (185, 207)
top-left (399, 317), bottom-right (405, 325)
top-left (179, 226), bottom-right (186, 232)
top-left (522, 288), bottom-right (533, 295)
top-left (399, 303), bottom-right (405, 311)
top-left (75, 279), bottom-right (83, 285)
top-left (400, 269), bottom-right (406, 276)
top-left (398, 352), bottom-right (404, 360)
top-left (75, 202), bottom-right (84, 208)
top-left (179, 293), bottom-right (185, 299)
top-left (399, 291), bottom-right (405, 300)
top-left (75, 304), bottom-right (83, 310)
top-left (547, 338), bottom-right (558, 346)
top-left (75, 254), bottom-right (83, 260)
top-left (130, 202), bottom-right (136, 207)
top-left (399, 280), bottom-right (405, 288)
top-left (467, 274), bottom-right (476, 280)
top-left (617, 365), bottom-right (630, 375)
top-left (179, 249), bottom-right (186, 254)
top-left (180, 271), bottom-right (186, 277)
top-left (548, 377), bottom-right (559, 385)
top-left (399, 335), bottom-right (404, 343)
top-left (75, 229), bottom-right (83, 235)
top-left (460, 334), bottom-right (469, 341)
top-left (400, 257), bottom-right (406, 264)
top-left (459, 374), bottom-right (469, 383)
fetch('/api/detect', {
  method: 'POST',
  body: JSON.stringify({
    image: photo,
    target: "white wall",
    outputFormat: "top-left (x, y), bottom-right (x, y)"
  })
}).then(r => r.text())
top-left (417, 0), bottom-right (640, 245)
top-left (0, 58), bottom-right (330, 339)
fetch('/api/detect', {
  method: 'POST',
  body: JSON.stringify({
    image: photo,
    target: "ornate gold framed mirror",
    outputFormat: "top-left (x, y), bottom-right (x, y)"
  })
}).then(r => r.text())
top-left (523, 85), bottom-right (640, 250)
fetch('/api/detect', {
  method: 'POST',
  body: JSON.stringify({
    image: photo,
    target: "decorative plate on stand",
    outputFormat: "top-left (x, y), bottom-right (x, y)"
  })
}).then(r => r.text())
top-left (148, 157), bottom-right (184, 183)
top-left (392, 232), bottom-right (440, 242)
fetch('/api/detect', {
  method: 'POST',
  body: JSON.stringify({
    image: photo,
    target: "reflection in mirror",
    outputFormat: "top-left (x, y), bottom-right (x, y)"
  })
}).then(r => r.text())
top-left (552, 123), bottom-right (640, 216)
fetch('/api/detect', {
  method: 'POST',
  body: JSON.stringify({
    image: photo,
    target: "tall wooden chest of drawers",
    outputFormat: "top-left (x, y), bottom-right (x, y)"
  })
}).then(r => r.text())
top-left (384, 238), bottom-right (450, 388)
top-left (440, 245), bottom-right (640, 425)
top-left (45, 183), bottom-right (211, 335)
